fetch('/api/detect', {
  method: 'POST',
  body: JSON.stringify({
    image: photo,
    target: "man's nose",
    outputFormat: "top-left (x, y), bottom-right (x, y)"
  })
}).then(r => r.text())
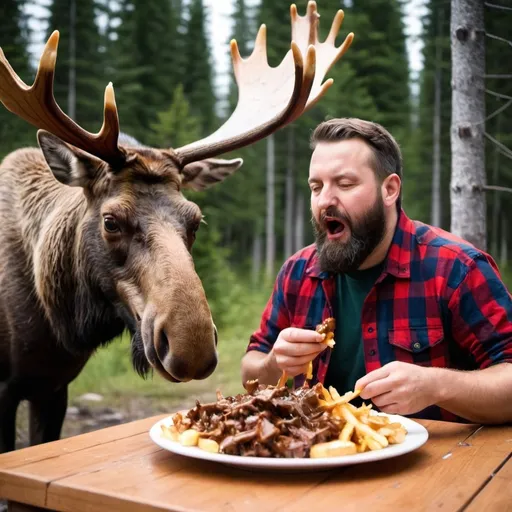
top-left (317, 186), bottom-right (337, 211)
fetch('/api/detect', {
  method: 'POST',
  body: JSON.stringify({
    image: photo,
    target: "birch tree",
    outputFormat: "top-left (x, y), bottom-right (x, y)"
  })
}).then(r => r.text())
top-left (450, 0), bottom-right (486, 249)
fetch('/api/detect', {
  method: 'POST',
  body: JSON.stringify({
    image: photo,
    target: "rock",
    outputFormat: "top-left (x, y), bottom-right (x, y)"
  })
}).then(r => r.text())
top-left (97, 411), bottom-right (125, 423)
top-left (78, 392), bottom-right (104, 402)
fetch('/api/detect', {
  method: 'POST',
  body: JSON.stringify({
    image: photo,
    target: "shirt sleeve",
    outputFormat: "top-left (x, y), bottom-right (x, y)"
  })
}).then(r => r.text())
top-left (246, 260), bottom-right (292, 354)
top-left (448, 253), bottom-right (512, 369)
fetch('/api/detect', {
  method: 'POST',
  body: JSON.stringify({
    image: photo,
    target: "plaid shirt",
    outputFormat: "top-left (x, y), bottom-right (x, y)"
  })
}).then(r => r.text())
top-left (247, 209), bottom-right (512, 422)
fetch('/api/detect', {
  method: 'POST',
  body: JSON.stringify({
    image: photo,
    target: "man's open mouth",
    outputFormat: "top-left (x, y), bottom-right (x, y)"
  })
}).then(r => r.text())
top-left (325, 217), bottom-right (346, 235)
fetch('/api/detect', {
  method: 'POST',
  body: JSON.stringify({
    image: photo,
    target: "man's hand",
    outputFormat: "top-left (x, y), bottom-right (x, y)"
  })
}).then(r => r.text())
top-left (271, 327), bottom-right (327, 377)
top-left (355, 361), bottom-right (438, 415)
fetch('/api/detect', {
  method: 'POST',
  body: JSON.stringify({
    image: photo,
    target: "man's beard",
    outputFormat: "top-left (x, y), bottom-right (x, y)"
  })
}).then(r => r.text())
top-left (312, 196), bottom-right (386, 274)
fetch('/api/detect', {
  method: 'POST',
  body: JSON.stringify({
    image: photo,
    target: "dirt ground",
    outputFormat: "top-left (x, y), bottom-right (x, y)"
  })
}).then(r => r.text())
top-left (15, 391), bottom-right (218, 449)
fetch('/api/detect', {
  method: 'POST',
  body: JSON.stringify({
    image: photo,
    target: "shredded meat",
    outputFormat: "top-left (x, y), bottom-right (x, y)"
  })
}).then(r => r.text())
top-left (172, 381), bottom-right (344, 458)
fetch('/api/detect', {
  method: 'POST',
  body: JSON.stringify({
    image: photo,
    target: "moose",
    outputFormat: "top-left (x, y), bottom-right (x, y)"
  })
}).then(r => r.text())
top-left (0, 1), bottom-right (353, 453)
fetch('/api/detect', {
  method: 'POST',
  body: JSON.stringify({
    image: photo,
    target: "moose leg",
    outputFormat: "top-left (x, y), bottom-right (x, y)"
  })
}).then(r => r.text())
top-left (28, 386), bottom-right (68, 446)
top-left (0, 382), bottom-right (19, 453)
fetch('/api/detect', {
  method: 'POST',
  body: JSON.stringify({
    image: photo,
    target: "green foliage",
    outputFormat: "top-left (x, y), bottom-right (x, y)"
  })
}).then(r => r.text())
top-left (181, 0), bottom-right (217, 135)
top-left (411, 0), bottom-right (452, 226)
top-left (0, 0), bottom-right (36, 155)
top-left (110, 0), bottom-right (180, 141)
top-left (148, 84), bottom-right (201, 148)
top-left (188, 213), bottom-right (241, 329)
top-left (44, 0), bottom-right (106, 133)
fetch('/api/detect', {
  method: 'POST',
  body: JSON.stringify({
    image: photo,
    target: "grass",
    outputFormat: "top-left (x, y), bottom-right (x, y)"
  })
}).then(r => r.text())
top-left (68, 284), bottom-right (272, 411)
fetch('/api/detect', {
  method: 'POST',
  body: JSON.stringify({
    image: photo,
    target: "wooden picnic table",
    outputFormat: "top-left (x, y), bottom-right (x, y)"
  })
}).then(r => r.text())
top-left (0, 415), bottom-right (511, 512)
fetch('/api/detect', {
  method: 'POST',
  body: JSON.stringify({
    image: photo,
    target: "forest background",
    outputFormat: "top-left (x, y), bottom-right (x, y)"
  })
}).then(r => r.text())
top-left (2, 0), bottom-right (511, 437)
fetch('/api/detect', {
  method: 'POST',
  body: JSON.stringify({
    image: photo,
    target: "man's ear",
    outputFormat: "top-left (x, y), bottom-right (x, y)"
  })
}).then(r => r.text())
top-left (38, 130), bottom-right (104, 188)
top-left (181, 158), bottom-right (243, 191)
top-left (382, 173), bottom-right (401, 208)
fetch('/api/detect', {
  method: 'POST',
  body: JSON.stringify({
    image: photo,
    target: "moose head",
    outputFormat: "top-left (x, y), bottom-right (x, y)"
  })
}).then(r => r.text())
top-left (0, 2), bottom-right (353, 383)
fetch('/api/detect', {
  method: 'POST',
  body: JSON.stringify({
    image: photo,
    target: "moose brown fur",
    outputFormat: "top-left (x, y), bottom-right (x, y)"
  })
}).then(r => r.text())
top-left (0, 1), bottom-right (353, 453)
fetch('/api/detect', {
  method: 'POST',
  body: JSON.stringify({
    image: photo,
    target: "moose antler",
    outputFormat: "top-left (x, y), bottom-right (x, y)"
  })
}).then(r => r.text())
top-left (0, 31), bottom-right (125, 167)
top-left (174, 1), bottom-right (354, 166)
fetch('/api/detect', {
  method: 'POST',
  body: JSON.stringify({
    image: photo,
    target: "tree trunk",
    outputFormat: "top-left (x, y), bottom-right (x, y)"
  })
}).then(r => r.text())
top-left (68, 0), bottom-right (76, 120)
top-left (500, 216), bottom-right (508, 269)
top-left (431, 7), bottom-right (443, 227)
top-left (450, 0), bottom-right (486, 249)
top-left (284, 127), bottom-right (295, 259)
top-left (252, 230), bottom-right (263, 287)
top-left (265, 135), bottom-right (275, 280)
top-left (490, 114), bottom-right (502, 258)
top-left (294, 192), bottom-right (305, 253)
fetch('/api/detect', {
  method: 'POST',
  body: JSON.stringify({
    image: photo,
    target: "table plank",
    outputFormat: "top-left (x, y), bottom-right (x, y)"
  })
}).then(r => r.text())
top-left (0, 416), bottom-right (167, 508)
top-left (46, 420), bottom-right (480, 512)
top-left (465, 453), bottom-right (512, 512)
top-left (48, 450), bottom-right (331, 512)
top-left (0, 415), bottom-right (167, 470)
top-left (3, 414), bottom-right (511, 512)
top-left (279, 423), bottom-right (512, 512)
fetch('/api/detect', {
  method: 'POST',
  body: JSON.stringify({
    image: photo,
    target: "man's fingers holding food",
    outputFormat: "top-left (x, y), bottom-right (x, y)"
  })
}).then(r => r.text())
top-left (273, 339), bottom-right (329, 358)
top-left (280, 327), bottom-right (324, 343)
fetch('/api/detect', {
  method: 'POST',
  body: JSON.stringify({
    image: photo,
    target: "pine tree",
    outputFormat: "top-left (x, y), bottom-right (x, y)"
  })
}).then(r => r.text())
top-left (0, 0), bottom-right (35, 154)
top-left (111, 0), bottom-right (179, 141)
top-left (349, 0), bottom-right (411, 131)
top-left (411, 0), bottom-right (452, 225)
top-left (181, 0), bottom-right (217, 136)
top-left (44, 0), bottom-right (106, 132)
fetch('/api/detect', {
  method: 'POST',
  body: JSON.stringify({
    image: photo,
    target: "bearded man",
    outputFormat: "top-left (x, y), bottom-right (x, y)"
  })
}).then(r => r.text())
top-left (241, 118), bottom-right (512, 424)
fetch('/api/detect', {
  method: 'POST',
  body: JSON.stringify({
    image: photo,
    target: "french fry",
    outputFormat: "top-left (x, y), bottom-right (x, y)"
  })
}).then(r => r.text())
top-left (198, 438), bottom-right (220, 453)
top-left (179, 429), bottom-right (200, 446)
top-left (160, 424), bottom-right (179, 442)
top-left (310, 440), bottom-right (357, 458)
top-left (337, 404), bottom-right (389, 448)
top-left (339, 422), bottom-right (355, 442)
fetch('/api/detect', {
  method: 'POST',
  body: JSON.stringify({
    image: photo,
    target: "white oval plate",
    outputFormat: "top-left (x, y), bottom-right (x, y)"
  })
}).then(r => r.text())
top-left (149, 413), bottom-right (428, 471)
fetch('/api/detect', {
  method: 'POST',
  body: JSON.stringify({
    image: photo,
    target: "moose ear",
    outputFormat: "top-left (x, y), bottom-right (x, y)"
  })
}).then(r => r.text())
top-left (181, 158), bottom-right (243, 191)
top-left (38, 130), bottom-right (104, 187)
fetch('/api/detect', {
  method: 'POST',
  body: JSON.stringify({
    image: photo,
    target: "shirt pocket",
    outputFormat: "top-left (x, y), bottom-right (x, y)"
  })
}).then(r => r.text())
top-left (388, 327), bottom-right (446, 366)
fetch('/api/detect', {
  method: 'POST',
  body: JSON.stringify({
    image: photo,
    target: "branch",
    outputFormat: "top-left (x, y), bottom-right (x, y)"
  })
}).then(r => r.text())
top-left (484, 74), bottom-right (512, 79)
top-left (485, 132), bottom-right (512, 161)
top-left (486, 33), bottom-right (512, 48)
top-left (486, 99), bottom-right (512, 122)
top-left (486, 89), bottom-right (512, 101)
top-left (472, 99), bottom-right (512, 125)
top-left (485, 2), bottom-right (512, 11)
top-left (483, 185), bottom-right (512, 194)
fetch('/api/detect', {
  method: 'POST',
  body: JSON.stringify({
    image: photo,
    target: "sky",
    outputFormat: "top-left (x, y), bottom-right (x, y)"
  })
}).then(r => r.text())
top-left (23, 0), bottom-right (428, 103)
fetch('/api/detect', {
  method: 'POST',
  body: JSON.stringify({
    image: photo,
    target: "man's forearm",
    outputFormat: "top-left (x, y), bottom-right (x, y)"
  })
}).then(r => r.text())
top-left (241, 350), bottom-right (282, 387)
top-left (433, 363), bottom-right (512, 424)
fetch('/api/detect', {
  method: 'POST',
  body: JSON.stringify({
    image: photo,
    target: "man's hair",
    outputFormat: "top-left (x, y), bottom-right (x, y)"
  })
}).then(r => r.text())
top-left (310, 118), bottom-right (403, 205)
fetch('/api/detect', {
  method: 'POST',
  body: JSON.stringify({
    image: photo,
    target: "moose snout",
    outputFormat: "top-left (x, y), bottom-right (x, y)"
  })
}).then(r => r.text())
top-left (154, 323), bottom-right (218, 382)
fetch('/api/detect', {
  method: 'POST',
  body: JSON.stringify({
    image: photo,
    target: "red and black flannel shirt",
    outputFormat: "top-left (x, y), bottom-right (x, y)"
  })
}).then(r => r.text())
top-left (247, 209), bottom-right (512, 422)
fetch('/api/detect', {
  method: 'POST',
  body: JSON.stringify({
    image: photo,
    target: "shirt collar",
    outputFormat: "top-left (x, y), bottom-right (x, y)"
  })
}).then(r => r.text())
top-left (306, 209), bottom-right (414, 280)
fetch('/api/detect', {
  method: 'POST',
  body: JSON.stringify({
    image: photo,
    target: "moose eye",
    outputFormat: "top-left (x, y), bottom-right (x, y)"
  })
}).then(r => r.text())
top-left (103, 215), bottom-right (120, 233)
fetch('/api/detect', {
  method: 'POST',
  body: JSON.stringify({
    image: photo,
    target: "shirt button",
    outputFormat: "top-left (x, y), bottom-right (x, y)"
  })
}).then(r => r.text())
top-left (367, 327), bottom-right (374, 333)
top-left (369, 349), bottom-right (376, 356)
top-left (413, 342), bottom-right (421, 351)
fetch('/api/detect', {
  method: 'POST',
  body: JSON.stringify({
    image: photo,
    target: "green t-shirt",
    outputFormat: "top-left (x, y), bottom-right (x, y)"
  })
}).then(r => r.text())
top-left (324, 263), bottom-right (384, 397)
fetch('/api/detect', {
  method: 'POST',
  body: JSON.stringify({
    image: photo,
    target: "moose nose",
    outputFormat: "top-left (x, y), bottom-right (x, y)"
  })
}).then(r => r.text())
top-left (168, 351), bottom-right (218, 381)
top-left (155, 327), bottom-right (218, 381)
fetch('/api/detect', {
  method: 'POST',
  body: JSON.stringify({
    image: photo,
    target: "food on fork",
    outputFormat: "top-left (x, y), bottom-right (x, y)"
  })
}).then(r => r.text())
top-left (160, 381), bottom-right (407, 458)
